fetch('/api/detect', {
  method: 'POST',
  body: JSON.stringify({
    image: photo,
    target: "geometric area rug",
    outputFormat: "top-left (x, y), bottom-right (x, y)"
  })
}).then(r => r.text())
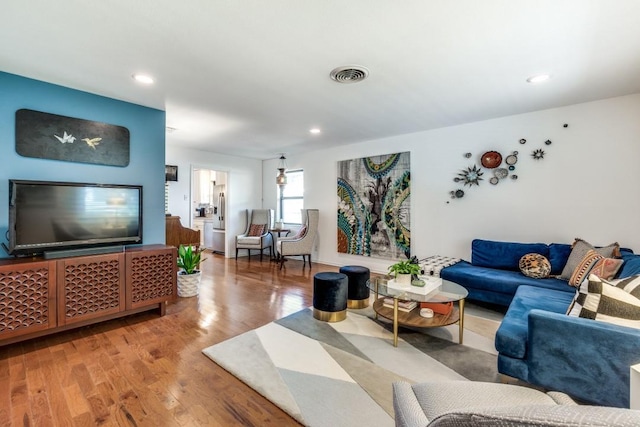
top-left (202, 307), bottom-right (500, 427)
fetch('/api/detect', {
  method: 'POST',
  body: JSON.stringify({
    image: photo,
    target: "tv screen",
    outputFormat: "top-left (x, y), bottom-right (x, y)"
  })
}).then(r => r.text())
top-left (8, 180), bottom-right (142, 256)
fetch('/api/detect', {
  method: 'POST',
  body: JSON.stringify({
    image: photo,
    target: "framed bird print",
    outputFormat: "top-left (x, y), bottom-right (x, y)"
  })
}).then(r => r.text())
top-left (15, 109), bottom-right (130, 167)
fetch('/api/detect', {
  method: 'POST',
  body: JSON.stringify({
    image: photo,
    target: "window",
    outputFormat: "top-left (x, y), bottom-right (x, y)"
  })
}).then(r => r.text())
top-left (278, 169), bottom-right (303, 224)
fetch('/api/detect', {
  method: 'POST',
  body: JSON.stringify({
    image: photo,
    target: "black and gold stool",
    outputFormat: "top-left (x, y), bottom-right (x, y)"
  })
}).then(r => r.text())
top-left (339, 265), bottom-right (371, 309)
top-left (313, 272), bottom-right (348, 322)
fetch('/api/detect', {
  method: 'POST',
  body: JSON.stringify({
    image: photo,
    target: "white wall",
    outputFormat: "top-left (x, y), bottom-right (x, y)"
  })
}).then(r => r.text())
top-left (263, 94), bottom-right (640, 273)
top-left (166, 146), bottom-right (263, 257)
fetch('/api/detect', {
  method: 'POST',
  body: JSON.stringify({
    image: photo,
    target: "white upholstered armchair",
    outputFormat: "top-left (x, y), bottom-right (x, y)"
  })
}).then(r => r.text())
top-left (235, 209), bottom-right (274, 261)
top-left (276, 209), bottom-right (318, 269)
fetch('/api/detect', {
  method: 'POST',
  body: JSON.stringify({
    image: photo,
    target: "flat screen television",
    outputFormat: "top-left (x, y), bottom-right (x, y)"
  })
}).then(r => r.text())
top-left (7, 180), bottom-right (143, 256)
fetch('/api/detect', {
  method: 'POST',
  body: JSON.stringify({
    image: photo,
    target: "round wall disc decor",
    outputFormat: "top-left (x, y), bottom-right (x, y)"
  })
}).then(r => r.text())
top-left (505, 154), bottom-right (518, 165)
top-left (480, 151), bottom-right (502, 168)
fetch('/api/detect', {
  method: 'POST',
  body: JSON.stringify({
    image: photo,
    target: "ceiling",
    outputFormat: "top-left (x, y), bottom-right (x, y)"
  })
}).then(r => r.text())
top-left (2, 1), bottom-right (640, 160)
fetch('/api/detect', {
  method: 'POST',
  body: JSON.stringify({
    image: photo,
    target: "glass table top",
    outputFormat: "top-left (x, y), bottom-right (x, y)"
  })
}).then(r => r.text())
top-left (368, 275), bottom-right (468, 303)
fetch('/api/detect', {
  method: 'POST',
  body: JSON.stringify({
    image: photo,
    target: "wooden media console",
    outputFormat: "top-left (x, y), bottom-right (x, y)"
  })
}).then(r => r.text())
top-left (0, 244), bottom-right (177, 347)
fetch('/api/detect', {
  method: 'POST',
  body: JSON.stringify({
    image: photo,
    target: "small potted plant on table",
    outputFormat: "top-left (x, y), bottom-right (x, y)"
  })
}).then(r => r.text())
top-left (387, 258), bottom-right (421, 288)
top-left (177, 245), bottom-right (207, 297)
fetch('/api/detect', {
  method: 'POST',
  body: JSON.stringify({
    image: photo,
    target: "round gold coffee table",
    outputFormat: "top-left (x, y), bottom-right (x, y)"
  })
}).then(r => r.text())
top-left (368, 275), bottom-right (468, 347)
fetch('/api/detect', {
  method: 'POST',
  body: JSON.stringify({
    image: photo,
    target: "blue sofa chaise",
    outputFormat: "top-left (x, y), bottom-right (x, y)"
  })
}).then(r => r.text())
top-left (441, 239), bottom-right (640, 408)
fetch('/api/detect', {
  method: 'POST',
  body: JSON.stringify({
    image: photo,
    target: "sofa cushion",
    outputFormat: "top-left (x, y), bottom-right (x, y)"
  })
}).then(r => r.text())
top-left (442, 261), bottom-right (572, 305)
top-left (236, 236), bottom-right (262, 245)
top-left (568, 274), bottom-right (640, 328)
top-left (559, 238), bottom-right (620, 280)
top-left (519, 253), bottom-right (551, 279)
top-left (495, 286), bottom-right (574, 359)
top-left (471, 239), bottom-right (549, 271)
top-left (548, 243), bottom-right (572, 275)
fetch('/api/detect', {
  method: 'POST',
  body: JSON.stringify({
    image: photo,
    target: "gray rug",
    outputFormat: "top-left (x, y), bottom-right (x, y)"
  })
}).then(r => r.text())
top-left (202, 307), bottom-right (500, 427)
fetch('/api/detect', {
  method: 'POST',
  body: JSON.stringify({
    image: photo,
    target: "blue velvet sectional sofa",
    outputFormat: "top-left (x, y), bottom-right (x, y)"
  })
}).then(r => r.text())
top-left (441, 239), bottom-right (575, 306)
top-left (441, 239), bottom-right (640, 408)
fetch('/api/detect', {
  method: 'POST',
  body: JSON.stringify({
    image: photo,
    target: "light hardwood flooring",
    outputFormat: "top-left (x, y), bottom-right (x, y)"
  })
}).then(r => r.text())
top-left (1, 253), bottom-right (338, 426)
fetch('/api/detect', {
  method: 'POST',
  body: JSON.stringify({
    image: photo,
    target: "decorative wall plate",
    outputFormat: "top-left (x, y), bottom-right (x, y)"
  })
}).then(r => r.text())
top-left (505, 154), bottom-right (518, 165)
top-left (480, 151), bottom-right (502, 168)
top-left (494, 168), bottom-right (508, 179)
top-left (489, 177), bottom-right (499, 185)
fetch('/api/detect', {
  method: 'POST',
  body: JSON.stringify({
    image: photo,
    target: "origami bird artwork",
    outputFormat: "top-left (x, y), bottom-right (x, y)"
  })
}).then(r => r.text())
top-left (82, 137), bottom-right (102, 149)
top-left (54, 131), bottom-right (76, 143)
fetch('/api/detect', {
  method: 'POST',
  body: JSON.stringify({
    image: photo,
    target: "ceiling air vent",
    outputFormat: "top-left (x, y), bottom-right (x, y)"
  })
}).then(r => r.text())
top-left (330, 66), bottom-right (369, 83)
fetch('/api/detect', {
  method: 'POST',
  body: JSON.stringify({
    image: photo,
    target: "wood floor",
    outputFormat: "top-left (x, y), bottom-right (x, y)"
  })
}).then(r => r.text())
top-left (0, 253), bottom-right (341, 426)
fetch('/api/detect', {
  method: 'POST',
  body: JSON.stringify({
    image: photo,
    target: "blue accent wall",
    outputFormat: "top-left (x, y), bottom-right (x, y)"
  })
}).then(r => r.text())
top-left (0, 71), bottom-right (166, 258)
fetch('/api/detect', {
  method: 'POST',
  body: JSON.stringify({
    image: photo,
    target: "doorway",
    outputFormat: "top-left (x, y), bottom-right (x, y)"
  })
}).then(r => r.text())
top-left (192, 168), bottom-right (227, 254)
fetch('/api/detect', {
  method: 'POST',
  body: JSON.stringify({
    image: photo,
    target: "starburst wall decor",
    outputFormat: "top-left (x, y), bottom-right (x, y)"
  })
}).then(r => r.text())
top-left (448, 127), bottom-right (564, 200)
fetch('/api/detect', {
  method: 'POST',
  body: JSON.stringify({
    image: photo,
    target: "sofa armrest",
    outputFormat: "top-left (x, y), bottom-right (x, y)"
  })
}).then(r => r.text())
top-left (528, 309), bottom-right (640, 408)
top-left (429, 405), bottom-right (640, 427)
top-left (392, 382), bottom-right (430, 427)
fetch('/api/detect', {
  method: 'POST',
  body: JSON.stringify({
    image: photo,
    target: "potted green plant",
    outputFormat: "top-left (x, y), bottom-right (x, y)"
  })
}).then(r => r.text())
top-left (176, 245), bottom-right (207, 297)
top-left (388, 259), bottom-right (421, 287)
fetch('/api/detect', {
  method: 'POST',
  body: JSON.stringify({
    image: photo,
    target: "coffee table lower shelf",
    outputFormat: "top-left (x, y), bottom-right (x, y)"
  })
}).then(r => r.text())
top-left (372, 298), bottom-right (463, 347)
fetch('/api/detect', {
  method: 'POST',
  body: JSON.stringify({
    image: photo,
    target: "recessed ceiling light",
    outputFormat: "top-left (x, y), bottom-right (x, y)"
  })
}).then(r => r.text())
top-left (309, 128), bottom-right (321, 134)
top-left (526, 74), bottom-right (551, 84)
top-left (132, 73), bottom-right (154, 84)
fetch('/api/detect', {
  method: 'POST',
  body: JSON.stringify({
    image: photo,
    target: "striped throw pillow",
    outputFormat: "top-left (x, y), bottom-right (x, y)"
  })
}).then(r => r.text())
top-left (568, 249), bottom-right (603, 287)
top-left (568, 274), bottom-right (640, 329)
top-left (560, 238), bottom-right (620, 280)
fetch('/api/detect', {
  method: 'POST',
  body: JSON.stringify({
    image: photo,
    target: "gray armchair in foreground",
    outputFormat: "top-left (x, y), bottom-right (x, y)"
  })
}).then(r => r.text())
top-left (393, 381), bottom-right (640, 427)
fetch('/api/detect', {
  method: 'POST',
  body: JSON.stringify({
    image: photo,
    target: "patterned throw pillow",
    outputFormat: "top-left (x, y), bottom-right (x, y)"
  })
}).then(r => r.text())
top-left (518, 253), bottom-right (551, 279)
top-left (568, 249), bottom-right (603, 287)
top-left (247, 224), bottom-right (265, 236)
top-left (559, 238), bottom-right (620, 280)
top-left (292, 225), bottom-right (307, 239)
top-left (568, 274), bottom-right (640, 329)
top-left (590, 257), bottom-right (624, 280)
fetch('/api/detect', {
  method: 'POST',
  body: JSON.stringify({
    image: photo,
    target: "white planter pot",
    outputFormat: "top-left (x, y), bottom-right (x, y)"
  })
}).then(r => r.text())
top-left (395, 273), bottom-right (412, 287)
top-left (177, 270), bottom-right (201, 297)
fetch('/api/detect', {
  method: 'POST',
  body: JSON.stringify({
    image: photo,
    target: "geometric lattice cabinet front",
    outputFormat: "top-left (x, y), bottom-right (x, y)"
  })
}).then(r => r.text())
top-left (126, 247), bottom-right (177, 310)
top-left (0, 260), bottom-right (56, 341)
top-left (57, 253), bottom-right (125, 326)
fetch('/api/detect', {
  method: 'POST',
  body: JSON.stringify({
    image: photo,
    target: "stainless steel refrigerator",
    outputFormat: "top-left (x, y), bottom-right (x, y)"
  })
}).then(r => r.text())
top-left (208, 184), bottom-right (225, 253)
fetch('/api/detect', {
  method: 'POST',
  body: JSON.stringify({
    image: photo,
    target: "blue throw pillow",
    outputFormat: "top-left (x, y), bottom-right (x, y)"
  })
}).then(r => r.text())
top-left (471, 239), bottom-right (550, 271)
top-left (617, 252), bottom-right (640, 278)
top-left (548, 243), bottom-right (572, 275)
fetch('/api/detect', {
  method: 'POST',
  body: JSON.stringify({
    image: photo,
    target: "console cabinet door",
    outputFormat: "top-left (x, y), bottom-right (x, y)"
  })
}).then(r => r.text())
top-left (57, 253), bottom-right (125, 326)
top-left (126, 248), bottom-right (177, 310)
top-left (0, 260), bottom-right (56, 340)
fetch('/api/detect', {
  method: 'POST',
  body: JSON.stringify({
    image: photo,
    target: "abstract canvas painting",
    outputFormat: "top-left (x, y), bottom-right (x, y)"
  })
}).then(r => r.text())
top-left (15, 109), bottom-right (130, 167)
top-left (337, 151), bottom-right (410, 260)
